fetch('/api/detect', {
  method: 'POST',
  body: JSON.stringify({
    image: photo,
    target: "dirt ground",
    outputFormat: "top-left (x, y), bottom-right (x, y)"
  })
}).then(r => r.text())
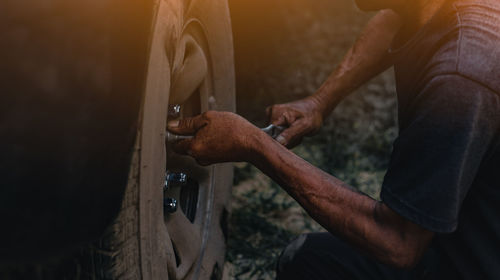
top-left (226, 0), bottom-right (398, 278)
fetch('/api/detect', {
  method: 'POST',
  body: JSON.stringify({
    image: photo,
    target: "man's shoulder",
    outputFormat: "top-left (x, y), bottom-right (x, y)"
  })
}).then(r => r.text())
top-left (397, 0), bottom-right (500, 95)
top-left (452, 0), bottom-right (500, 93)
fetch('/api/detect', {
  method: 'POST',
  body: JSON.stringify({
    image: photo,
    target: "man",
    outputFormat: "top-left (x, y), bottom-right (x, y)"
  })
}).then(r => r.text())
top-left (168, 0), bottom-right (500, 278)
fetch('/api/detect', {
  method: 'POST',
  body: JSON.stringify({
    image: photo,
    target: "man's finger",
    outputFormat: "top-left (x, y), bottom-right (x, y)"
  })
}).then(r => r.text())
top-left (275, 122), bottom-right (309, 148)
top-left (167, 115), bottom-right (207, 135)
top-left (266, 105), bottom-right (282, 125)
top-left (171, 139), bottom-right (193, 155)
top-left (274, 111), bottom-right (298, 127)
top-left (272, 115), bottom-right (287, 127)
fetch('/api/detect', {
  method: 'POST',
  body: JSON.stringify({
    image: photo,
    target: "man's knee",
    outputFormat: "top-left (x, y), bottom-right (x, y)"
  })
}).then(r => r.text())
top-left (276, 232), bottom-right (361, 280)
top-left (277, 234), bottom-right (309, 279)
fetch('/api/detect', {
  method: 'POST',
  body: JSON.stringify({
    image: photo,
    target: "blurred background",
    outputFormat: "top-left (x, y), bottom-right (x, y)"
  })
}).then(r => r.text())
top-left (226, 0), bottom-right (398, 278)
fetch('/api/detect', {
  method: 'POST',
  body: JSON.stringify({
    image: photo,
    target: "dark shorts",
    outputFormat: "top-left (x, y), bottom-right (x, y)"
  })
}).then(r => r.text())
top-left (276, 233), bottom-right (461, 280)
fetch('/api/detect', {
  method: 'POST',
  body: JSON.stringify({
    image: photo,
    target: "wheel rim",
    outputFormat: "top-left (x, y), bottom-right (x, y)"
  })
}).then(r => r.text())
top-left (164, 26), bottom-right (217, 276)
top-left (138, 1), bottom-right (234, 279)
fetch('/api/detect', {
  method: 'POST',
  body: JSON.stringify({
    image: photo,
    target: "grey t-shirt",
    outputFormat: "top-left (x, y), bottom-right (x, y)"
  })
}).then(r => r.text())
top-left (380, 0), bottom-right (500, 278)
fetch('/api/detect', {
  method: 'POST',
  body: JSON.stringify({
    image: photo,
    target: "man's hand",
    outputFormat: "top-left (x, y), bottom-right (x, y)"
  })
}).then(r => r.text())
top-left (265, 10), bottom-right (400, 150)
top-left (167, 111), bottom-right (264, 166)
top-left (266, 96), bottom-right (324, 148)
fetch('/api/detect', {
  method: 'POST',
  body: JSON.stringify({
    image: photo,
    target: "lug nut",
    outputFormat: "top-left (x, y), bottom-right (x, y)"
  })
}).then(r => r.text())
top-left (168, 104), bottom-right (181, 119)
top-left (165, 172), bottom-right (188, 190)
top-left (167, 172), bottom-right (187, 183)
top-left (164, 198), bottom-right (178, 213)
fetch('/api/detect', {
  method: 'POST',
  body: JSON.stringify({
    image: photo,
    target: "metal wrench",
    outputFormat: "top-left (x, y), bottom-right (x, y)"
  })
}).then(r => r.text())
top-left (261, 124), bottom-right (286, 139)
top-left (166, 124), bottom-right (286, 143)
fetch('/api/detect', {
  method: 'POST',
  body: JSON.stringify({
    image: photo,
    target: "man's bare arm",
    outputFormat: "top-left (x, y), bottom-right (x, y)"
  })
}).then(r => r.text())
top-left (313, 9), bottom-right (401, 114)
top-left (249, 133), bottom-right (434, 269)
top-left (268, 9), bottom-right (401, 147)
top-left (168, 112), bottom-right (434, 269)
top-left (167, 10), bottom-right (432, 268)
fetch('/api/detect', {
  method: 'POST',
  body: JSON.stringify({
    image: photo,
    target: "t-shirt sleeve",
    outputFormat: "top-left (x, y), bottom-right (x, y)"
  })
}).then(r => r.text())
top-left (381, 74), bottom-right (500, 233)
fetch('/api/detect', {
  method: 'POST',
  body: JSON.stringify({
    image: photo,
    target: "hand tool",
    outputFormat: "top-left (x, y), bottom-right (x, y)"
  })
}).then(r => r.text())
top-left (261, 124), bottom-right (286, 139)
top-left (166, 124), bottom-right (286, 143)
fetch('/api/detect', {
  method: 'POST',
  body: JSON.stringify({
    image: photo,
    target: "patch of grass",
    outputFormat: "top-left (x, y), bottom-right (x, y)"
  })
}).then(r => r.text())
top-left (233, 162), bottom-right (257, 185)
top-left (227, 169), bottom-right (297, 279)
top-left (227, 165), bottom-right (325, 279)
top-left (227, 206), bottom-right (295, 279)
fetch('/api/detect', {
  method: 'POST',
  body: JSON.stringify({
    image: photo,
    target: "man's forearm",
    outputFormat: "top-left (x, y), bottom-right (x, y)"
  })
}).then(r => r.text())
top-left (249, 134), bottom-right (433, 268)
top-left (311, 9), bottom-right (401, 118)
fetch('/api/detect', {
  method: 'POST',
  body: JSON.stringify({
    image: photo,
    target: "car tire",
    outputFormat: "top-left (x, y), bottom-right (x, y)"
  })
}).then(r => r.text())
top-left (0, 0), bottom-right (234, 279)
top-left (90, 0), bottom-right (235, 279)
